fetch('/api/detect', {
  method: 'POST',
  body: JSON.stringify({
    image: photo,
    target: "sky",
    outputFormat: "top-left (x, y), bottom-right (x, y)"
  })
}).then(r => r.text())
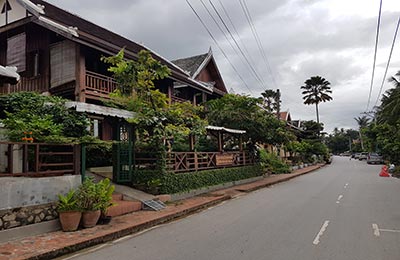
top-left (47, 0), bottom-right (400, 133)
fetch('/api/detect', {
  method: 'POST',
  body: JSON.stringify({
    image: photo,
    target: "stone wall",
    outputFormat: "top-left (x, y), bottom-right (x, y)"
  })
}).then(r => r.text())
top-left (0, 203), bottom-right (58, 230)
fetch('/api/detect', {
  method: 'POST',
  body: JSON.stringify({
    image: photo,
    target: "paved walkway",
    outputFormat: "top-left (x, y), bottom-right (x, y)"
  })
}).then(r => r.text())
top-left (0, 164), bottom-right (323, 260)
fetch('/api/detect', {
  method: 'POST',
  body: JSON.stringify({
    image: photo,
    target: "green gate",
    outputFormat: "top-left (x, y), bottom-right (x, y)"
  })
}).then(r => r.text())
top-left (112, 123), bottom-right (134, 184)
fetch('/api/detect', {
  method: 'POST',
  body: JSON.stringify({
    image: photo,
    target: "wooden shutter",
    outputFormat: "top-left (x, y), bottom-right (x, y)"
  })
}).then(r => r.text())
top-left (7, 33), bottom-right (26, 72)
top-left (50, 40), bottom-right (76, 87)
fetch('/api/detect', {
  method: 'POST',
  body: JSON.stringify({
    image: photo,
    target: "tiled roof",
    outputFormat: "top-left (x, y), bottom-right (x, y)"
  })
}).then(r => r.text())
top-left (171, 53), bottom-right (208, 77)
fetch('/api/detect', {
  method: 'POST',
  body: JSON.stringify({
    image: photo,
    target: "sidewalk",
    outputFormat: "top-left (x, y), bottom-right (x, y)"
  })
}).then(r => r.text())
top-left (0, 164), bottom-right (323, 260)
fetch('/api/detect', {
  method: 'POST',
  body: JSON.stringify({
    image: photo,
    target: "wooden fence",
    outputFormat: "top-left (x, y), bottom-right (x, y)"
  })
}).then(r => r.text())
top-left (0, 142), bottom-right (80, 177)
top-left (134, 151), bottom-right (255, 173)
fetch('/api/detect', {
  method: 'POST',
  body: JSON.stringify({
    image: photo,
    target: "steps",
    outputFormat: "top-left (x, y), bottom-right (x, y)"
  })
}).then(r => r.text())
top-left (106, 194), bottom-right (142, 217)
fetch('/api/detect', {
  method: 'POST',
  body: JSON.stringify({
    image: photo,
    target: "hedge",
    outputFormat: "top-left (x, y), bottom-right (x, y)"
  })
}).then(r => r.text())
top-left (158, 164), bottom-right (264, 194)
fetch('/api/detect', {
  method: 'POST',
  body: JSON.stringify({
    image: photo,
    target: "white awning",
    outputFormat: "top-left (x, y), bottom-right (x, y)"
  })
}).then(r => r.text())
top-left (65, 102), bottom-right (135, 119)
top-left (0, 66), bottom-right (20, 83)
top-left (206, 125), bottom-right (246, 134)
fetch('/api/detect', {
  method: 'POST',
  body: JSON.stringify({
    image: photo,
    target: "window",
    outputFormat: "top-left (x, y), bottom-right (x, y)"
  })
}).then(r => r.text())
top-left (27, 50), bottom-right (41, 77)
top-left (7, 33), bottom-right (26, 72)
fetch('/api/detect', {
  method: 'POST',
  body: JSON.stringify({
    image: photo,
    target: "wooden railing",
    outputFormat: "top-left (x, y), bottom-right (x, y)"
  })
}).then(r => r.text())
top-left (133, 151), bottom-right (254, 173)
top-left (0, 142), bottom-right (80, 177)
top-left (171, 95), bottom-right (190, 104)
top-left (85, 70), bottom-right (117, 96)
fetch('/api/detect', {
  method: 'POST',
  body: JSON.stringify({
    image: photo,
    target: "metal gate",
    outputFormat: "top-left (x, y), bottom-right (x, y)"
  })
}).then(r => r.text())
top-left (112, 123), bottom-right (134, 184)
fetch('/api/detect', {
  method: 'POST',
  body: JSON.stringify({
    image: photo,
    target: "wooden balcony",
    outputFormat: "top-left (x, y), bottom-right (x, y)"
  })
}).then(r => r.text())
top-left (84, 70), bottom-right (117, 99)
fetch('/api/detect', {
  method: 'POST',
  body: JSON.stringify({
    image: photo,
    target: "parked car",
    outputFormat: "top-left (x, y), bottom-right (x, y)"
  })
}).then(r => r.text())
top-left (354, 153), bottom-right (361, 159)
top-left (358, 152), bottom-right (368, 160)
top-left (367, 153), bottom-right (384, 164)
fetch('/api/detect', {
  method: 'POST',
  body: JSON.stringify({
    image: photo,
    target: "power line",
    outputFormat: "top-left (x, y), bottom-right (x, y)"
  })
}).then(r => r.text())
top-left (366, 0), bottom-right (383, 111)
top-left (185, 0), bottom-right (253, 94)
top-left (208, 0), bottom-right (267, 89)
top-left (215, 0), bottom-right (255, 76)
top-left (374, 16), bottom-right (400, 108)
top-left (239, 0), bottom-right (278, 89)
top-left (198, 0), bottom-right (266, 88)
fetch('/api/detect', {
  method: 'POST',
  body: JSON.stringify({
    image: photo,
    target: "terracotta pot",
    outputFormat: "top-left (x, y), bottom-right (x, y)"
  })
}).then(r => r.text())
top-left (82, 210), bottom-right (101, 228)
top-left (59, 211), bottom-right (82, 232)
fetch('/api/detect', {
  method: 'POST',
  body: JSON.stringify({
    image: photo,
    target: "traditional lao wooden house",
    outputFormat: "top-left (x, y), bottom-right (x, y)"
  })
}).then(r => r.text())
top-left (0, 0), bottom-right (213, 140)
top-left (172, 48), bottom-right (228, 105)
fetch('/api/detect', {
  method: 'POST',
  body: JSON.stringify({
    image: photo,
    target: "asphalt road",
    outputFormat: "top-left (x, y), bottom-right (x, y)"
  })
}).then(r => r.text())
top-left (63, 156), bottom-right (400, 260)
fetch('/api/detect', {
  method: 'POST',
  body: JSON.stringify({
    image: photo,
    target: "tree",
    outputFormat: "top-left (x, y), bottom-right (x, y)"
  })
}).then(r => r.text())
top-left (259, 89), bottom-right (281, 116)
top-left (206, 94), bottom-right (293, 146)
top-left (102, 49), bottom-right (207, 172)
top-left (377, 71), bottom-right (400, 125)
top-left (300, 76), bottom-right (333, 125)
top-left (354, 115), bottom-right (370, 151)
top-left (0, 92), bottom-right (89, 142)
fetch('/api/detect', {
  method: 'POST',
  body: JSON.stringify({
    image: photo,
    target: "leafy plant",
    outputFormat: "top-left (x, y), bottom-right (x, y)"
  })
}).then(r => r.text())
top-left (0, 92), bottom-right (89, 142)
top-left (259, 149), bottom-right (290, 174)
top-left (96, 178), bottom-right (115, 215)
top-left (76, 178), bottom-right (102, 211)
top-left (57, 190), bottom-right (80, 212)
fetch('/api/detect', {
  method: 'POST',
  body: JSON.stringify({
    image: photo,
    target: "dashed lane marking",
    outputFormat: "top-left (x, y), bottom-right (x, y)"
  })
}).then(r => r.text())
top-left (313, 220), bottom-right (330, 245)
top-left (336, 195), bottom-right (343, 204)
top-left (372, 223), bottom-right (380, 237)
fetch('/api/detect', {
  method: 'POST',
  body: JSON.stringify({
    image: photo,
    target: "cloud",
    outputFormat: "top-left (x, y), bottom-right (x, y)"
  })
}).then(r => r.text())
top-left (46, 0), bottom-right (400, 133)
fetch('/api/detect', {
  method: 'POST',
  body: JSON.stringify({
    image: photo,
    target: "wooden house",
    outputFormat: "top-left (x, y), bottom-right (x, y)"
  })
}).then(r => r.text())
top-left (172, 48), bottom-right (228, 105)
top-left (0, 0), bottom-right (214, 140)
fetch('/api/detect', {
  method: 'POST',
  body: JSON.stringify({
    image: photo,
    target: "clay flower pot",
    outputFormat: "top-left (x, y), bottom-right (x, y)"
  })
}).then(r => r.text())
top-left (59, 211), bottom-right (82, 232)
top-left (81, 210), bottom-right (101, 228)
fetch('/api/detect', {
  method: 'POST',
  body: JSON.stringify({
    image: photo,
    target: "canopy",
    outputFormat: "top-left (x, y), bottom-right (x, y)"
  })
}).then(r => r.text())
top-left (0, 66), bottom-right (20, 84)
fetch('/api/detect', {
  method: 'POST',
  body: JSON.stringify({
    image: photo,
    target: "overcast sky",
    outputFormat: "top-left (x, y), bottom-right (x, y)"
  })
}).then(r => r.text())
top-left (47, 0), bottom-right (400, 133)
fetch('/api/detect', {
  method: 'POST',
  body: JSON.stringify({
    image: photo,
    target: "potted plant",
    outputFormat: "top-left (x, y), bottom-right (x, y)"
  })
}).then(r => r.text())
top-left (97, 178), bottom-right (115, 225)
top-left (57, 189), bottom-right (81, 232)
top-left (76, 178), bottom-right (101, 228)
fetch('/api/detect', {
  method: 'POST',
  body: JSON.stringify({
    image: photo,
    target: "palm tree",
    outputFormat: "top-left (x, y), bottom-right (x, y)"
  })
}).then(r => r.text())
top-left (300, 76), bottom-right (333, 124)
top-left (377, 71), bottom-right (400, 124)
top-left (259, 89), bottom-right (281, 116)
top-left (354, 116), bottom-right (370, 150)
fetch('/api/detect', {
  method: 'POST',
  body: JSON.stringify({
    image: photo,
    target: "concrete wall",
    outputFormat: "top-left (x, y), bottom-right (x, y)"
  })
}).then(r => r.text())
top-left (0, 175), bottom-right (81, 210)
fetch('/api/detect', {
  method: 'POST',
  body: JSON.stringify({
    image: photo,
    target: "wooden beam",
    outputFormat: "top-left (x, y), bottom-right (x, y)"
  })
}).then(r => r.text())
top-left (75, 45), bottom-right (86, 102)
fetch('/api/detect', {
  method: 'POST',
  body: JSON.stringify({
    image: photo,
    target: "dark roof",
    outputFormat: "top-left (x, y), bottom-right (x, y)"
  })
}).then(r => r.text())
top-left (171, 53), bottom-right (208, 77)
top-left (27, 0), bottom-right (208, 90)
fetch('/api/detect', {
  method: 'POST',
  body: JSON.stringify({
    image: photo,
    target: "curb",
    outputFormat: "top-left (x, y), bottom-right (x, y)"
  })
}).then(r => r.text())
top-left (236, 164), bottom-right (323, 192)
top-left (26, 195), bottom-right (231, 260)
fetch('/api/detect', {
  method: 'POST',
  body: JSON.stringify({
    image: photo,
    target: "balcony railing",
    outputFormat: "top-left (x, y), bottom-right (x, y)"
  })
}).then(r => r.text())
top-left (85, 70), bottom-right (117, 96)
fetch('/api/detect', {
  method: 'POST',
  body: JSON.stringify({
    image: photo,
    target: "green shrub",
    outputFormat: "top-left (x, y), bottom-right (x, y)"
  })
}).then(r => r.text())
top-left (84, 141), bottom-right (113, 167)
top-left (259, 149), bottom-right (290, 174)
top-left (158, 165), bottom-right (263, 194)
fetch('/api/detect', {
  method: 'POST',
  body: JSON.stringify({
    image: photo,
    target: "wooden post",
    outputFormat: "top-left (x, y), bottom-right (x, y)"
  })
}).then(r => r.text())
top-left (22, 144), bottom-right (28, 173)
top-left (75, 45), bottom-right (86, 102)
top-left (35, 144), bottom-right (39, 173)
top-left (167, 84), bottom-right (173, 105)
top-left (189, 134), bottom-right (195, 151)
top-left (218, 132), bottom-right (223, 152)
top-left (7, 144), bottom-right (13, 174)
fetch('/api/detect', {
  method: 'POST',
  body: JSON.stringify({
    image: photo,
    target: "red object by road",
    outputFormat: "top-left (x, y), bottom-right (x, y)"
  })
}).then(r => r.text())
top-left (379, 165), bottom-right (390, 177)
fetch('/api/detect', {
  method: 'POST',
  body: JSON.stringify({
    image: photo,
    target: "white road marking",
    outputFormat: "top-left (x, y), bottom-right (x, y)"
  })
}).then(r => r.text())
top-left (336, 195), bottom-right (343, 204)
top-left (379, 229), bottom-right (400, 233)
top-left (372, 223), bottom-right (380, 237)
top-left (313, 220), bottom-right (330, 245)
top-left (344, 183), bottom-right (349, 188)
